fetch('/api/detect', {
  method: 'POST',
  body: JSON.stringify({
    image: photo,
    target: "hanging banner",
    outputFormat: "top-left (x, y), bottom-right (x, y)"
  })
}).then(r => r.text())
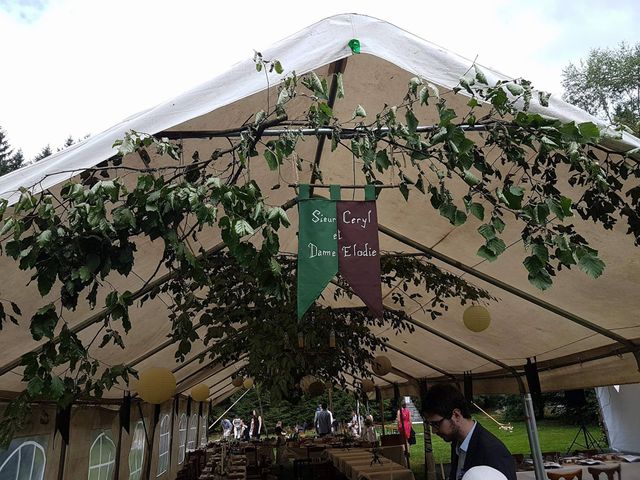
top-left (296, 185), bottom-right (340, 319)
top-left (337, 186), bottom-right (383, 319)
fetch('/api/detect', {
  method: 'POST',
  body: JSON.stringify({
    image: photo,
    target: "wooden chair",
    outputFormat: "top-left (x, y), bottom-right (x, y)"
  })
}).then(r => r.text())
top-left (588, 464), bottom-right (621, 480)
top-left (547, 468), bottom-right (583, 480)
top-left (543, 451), bottom-right (561, 462)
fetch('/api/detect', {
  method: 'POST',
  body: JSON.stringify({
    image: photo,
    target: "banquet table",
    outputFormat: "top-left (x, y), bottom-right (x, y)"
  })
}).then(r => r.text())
top-left (326, 448), bottom-right (415, 480)
top-left (516, 461), bottom-right (640, 479)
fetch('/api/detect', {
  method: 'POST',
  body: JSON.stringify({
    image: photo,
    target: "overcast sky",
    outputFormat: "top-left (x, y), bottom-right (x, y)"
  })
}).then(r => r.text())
top-left (1, 0), bottom-right (639, 159)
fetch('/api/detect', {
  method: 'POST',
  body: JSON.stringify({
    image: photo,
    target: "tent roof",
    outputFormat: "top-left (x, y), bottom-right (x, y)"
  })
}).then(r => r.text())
top-left (1, 13), bottom-right (640, 404)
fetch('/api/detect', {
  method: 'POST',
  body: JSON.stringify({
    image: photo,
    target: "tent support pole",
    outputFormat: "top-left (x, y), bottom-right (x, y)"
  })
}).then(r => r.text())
top-left (378, 224), bottom-right (640, 370)
top-left (418, 379), bottom-right (437, 480)
top-left (56, 438), bottom-right (67, 480)
top-left (523, 393), bottom-right (546, 480)
top-left (114, 420), bottom-right (123, 480)
top-left (376, 387), bottom-right (385, 435)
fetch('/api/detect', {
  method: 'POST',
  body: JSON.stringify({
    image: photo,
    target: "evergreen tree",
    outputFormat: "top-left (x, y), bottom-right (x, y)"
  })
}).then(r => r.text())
top-left (0, 126), bottom-right (24, 176)
top-left (33, 144), bottom-right (52, 162)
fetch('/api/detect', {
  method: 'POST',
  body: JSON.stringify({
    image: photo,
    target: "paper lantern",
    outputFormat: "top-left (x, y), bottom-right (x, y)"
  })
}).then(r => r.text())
top-left (307, 381), bottom-right (325, 397)
top-left (136, 367), bottom-right (176, 404)
top-left (463, 305), bottom-right (491, 332)
top-left (372, 356), bottom-right (392, 376)
top-left (299, 375), bottom-right (315, 392)
top-left (361, 379), bottom-right (375, 393)
top-left (191, 383), bottom-right (209, 402)
top-left (231, 376), bottom-right (244, 388)
top-left (243, 377), bottom-right (254, 389)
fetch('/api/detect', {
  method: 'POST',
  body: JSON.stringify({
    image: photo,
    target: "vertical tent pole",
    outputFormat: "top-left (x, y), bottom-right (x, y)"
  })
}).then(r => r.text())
top-left (523, 393), bottom-right (545, 480)
top-left (114, 420), bottom-right (123, 480)
top-left (376, 387), bottom-right (385, 435)
top-left (418, 379), bottom-right (436, 480)
top-left (56, 438), bottom-right (67, 480)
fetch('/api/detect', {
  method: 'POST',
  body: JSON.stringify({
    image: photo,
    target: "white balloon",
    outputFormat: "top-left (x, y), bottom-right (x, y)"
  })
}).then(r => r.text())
top-left (462, 466), bottom-right (507, 480)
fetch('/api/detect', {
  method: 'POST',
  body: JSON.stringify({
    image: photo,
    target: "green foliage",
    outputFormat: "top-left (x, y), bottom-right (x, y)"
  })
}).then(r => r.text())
top-left (1, 59), bottom-right (639, 447)
top-left (562, 42), bottom-right (640, 135)
top-left (0, 126), bottom-right (24, 176)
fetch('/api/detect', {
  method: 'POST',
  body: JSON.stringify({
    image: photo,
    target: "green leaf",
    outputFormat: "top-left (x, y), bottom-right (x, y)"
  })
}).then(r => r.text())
top-left (478, 224), bottom-right (496, 241)
top-left (78, 266), bottom-right (92, 282)
top-left (405, 110), bottom-right (418, 133)
top-left (474, 66), bottom-right (488, 85)
top-left (419, 86), bottom-right (430, 106)
top-left (528, 269), bottom-right (552, 290)
top-left (453, 210), bottom-right (467, 226)
top-left (502, 185), bottom-right (524, 209)
top-left (506, 83), bottom-right (524, 96)
top-left (576, 122), bottom-right (600, 143)
top-left (264, 149), bottom-right (279, 171)
top-left (469, 203), bottom-right (484, 220)
top-left (273, 60), bottom-right (283, 74)
top-left (234, 220), bottom-right (255, 237)
top-left (353, 105), bottom-right (367, 118)
top-left (336, 72), bottom-right (344, 99)
top-left (576, 248), bottom-right (605, 279)
top-left (276, 88), bottom-right (290, 107)
top-left (486, 237), bottom-right (506, 256)
top-left (463, 171), bottom-right (480, 186)
top-left (477, 245), bottom-right (497, 262)
top-left (27, 376), bottom-right (44, 396)
top-left (31, 304), bottom-right (58, 341)
top-left (491, 216), bottom-right (506, 234)
top-left (50, 376), bottom-right (65, 400)
top-left (375, 150), bottom-right (390, 171)
top-left (523, 255), bottom-right (544, 274)
top-left (0, 218), bottom-right (16, 236)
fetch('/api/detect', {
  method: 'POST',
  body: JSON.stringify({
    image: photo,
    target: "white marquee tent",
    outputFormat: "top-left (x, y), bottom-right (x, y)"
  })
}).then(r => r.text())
top-left (1, 13), bottom-right (639, 480)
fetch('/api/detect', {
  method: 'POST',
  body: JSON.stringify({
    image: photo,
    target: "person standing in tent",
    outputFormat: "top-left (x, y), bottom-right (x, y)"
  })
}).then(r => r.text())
top-left (250, 409), bottom-right (263, 439)
top-left (315, 403), bottom-right (333, 437)
top-left (397, 400), bottom-right (412, 442)
top-left (221, 418), bottom-right (233, 439)
top-left (423, 384), bottom-right (516, 480)
top-left (232, 416), bottom-right (243, 439)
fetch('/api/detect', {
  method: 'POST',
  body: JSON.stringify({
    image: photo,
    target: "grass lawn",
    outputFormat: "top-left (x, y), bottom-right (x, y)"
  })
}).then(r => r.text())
top-left (382, 414), bottom-right (607, 478)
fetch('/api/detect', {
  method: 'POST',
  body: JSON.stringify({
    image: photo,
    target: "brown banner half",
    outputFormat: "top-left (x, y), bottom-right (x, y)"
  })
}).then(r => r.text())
top-left (337, 201), bottom-right (383, 319)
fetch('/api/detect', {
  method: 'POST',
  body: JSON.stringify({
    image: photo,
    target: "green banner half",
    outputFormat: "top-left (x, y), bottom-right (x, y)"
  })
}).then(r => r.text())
top-left (297, 186), bottom-right (340, 319)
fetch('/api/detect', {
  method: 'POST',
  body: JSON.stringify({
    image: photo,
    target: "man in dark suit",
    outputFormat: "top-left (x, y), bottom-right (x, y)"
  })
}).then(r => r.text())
top-left (423, 384), bottom-right (516, 480)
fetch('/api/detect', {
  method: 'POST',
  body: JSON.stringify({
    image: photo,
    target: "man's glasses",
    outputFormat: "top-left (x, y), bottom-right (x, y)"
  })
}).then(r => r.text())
top-left (427, 416), bottom-right (450, 430)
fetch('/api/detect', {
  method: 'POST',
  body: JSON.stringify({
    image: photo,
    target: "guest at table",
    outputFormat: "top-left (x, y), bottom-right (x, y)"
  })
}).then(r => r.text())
top-left (221, 418), bottom-right (233, 439)
top-left (232, 417), bottom-right (243, 439)
top-left (361, 415), bottom-right (377, 445)
top-left (241, 420), bottom-right (251, 441)
top-left (250, 409), bottom-right (263, 439)
top-left (423, 384), bottom-right (516, 480)
top-left (348, 410), bottom-right (361, 437)
top-left (315, 402), bottom-right (333, 436)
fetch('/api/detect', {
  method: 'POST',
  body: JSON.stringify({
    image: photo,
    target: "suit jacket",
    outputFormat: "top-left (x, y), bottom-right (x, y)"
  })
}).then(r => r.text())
top-left (449, 422), bottom-right (516, 480)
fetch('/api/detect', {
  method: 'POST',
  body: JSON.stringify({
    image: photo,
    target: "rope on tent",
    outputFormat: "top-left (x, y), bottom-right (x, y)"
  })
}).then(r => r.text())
top-left (471, 400), bottom-right (513, 432)
top-left (209, 386), bottom-right (252, 430)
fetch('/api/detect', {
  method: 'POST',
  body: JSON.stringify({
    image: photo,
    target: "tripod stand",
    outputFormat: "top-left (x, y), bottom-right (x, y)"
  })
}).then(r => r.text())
top-left (565, 422), bottom-right (604, 455)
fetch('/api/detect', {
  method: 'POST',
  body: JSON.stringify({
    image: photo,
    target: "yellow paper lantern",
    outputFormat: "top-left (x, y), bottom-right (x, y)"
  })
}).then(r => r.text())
top-left (299, 375), bottom-right (315, 392)
top-left (243, 377), bottom-right (254, 389)
top-left (463, 305), bottom-right (491, 332)
top-left (191, 383), bottom-right (209, 402)
top-left (136, 367), bottom-right (176, 404)
top-left (361, 379), bottom-right (375, 393)
top-left (231, 376), bottom-right (244, 388)
top-left (372, 356), bottom-right (392, 376)
top-left (307, 381), bottom-right (325, 397)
